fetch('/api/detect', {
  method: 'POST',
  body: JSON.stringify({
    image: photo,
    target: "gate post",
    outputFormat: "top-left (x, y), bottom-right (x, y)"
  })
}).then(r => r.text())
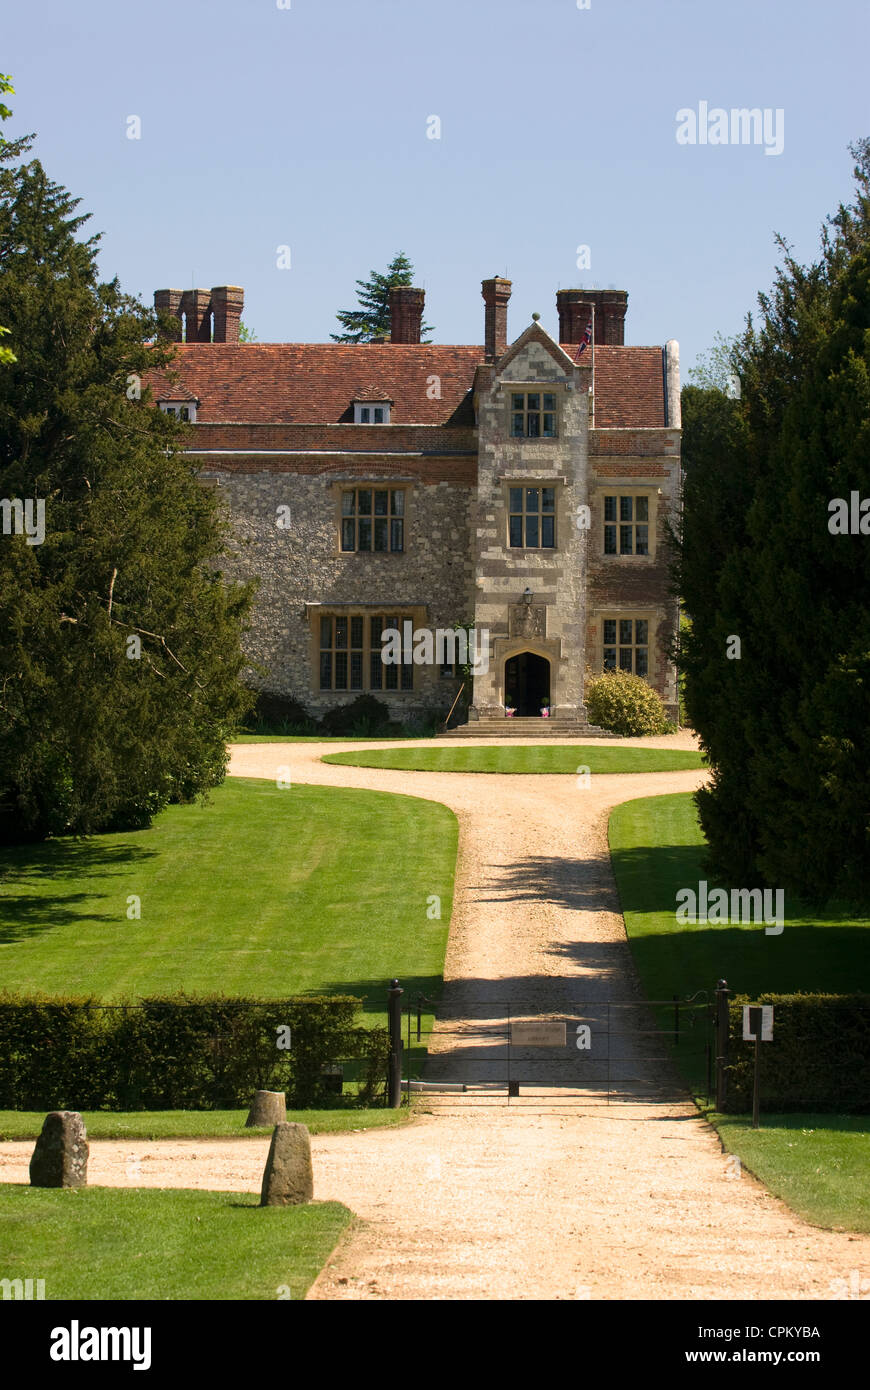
top-left (387, 978), bottom-right (404, 1108)
top-left (715, 978), bottom-right (730, 1111)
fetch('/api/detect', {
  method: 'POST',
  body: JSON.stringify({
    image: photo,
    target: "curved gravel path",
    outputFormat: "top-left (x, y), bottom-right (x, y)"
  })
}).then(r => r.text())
top-left (3, 733), bottom-right (867, 1300)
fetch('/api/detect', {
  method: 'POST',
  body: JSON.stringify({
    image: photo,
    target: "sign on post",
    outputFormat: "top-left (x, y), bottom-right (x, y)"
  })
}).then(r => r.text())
top-left (742, 1005), bottom-right (773, 1041)
top-left (742, 1004), bottom-right (773, 1129)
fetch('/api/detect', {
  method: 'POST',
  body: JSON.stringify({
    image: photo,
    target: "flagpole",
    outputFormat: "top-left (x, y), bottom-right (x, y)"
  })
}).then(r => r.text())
top-left (573, 300), bottom-right (595, 362)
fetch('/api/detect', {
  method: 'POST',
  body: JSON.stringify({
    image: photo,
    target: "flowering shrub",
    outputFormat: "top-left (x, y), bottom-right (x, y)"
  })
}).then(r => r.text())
top-left (585, 670), bottom-right (670, 736)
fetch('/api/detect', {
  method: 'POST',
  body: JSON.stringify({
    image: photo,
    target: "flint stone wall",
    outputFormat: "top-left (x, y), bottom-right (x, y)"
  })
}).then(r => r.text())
top-left (203, 465), bottom-right (475, 718)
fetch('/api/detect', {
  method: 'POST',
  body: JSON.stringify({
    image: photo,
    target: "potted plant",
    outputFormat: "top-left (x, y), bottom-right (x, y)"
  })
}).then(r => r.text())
top-left (505, 700), bottom-right (516, 718)
top-left (540, 699), bottom-right (550, 718)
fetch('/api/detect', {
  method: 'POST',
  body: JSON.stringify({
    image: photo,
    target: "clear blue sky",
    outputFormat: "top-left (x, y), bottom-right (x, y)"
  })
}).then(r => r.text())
top-left (5, 0), bottom-right (868, 373)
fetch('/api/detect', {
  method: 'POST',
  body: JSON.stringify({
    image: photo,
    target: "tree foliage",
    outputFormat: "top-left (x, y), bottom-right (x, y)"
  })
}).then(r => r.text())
top-left (331, 251), bottom-right (432, 342)
top-left (0, 135), bottom-right (255, 840)
top-left (686, 332), bottom-right (740, 394)
top-left (673, 139), bottom-right (870, 904)
top-left (0, 74), bottom-right (17, 366)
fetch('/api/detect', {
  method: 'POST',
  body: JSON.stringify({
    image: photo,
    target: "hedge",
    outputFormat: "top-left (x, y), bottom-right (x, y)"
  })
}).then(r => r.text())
top-left (0, 993), bottom-right (390, 1111)
top-left (724, 992), bottom-right (870, 1113)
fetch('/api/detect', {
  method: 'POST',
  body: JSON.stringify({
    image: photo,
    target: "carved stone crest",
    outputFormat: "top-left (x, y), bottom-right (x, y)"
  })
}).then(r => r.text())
top-left (508, 604), bottom-right (546, 639)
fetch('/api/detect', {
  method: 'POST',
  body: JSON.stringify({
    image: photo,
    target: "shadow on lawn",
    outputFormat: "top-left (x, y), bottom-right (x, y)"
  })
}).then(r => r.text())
top-left (0, 839), bottom-right (157, 944)
top-left (0, 893), bottom-right (119, 944)
top-left (0, 838), bottom-right (157, 880)
top-left (629, 923), bottom-right (870, 999)
top-left (609, 839), bottom-right (870, 998)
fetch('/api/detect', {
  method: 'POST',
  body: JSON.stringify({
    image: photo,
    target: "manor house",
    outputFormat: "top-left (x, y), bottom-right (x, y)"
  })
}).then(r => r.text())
top-left (148, 279), bottom-right (681, 726)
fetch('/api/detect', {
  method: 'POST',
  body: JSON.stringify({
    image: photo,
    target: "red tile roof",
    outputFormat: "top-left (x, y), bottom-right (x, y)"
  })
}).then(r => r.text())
top-left (147, 344), bottom-right (483, 426)
top-left (586, 346), bottom-right (666, 428)
top-left (146, 341), bottom-right (668, 430)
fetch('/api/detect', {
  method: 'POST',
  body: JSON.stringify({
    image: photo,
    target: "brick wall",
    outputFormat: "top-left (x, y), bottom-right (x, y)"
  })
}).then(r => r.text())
top-left (186, 422), bottom-right (478, 456)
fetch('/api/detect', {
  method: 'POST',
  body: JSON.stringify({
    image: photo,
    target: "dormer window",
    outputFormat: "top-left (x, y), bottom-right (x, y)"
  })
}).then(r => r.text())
top-left (353, 399), bottom-right (392, 424)
top-left (159, 401), bottom-right (197, 423)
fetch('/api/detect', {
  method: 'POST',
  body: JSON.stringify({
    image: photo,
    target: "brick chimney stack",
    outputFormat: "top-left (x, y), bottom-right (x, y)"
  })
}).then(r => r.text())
top-left (181, 289), bottom-right (213, 343)
top-left (557, 289), bottom-right (628, 346)
top-left (389, 286), bottom-right (425, 344)
top-left (481, 277), bottom-right (511, 361)
top-left (596, 290), bottom-right (628, 345)
top-left (212, 285), bottom-right (245, 344)
top-left (154, 289), bottom-right (183, 342)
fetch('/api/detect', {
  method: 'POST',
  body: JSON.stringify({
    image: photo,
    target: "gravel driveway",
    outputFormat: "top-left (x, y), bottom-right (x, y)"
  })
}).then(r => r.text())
top-left (3, 734), bottom-right (866, 1300)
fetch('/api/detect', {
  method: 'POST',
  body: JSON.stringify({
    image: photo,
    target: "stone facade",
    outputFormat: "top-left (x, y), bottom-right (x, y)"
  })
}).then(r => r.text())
top-left (207, 464), bottom-right (475, 719)
top-left (586, 432), bottom-right (681, 714)
top-left (471, 326), bottom-right (593, 719)
top-left (149, 279), bottom-right (682, 724)
top-left (468, 324), bottom-right (680, 721)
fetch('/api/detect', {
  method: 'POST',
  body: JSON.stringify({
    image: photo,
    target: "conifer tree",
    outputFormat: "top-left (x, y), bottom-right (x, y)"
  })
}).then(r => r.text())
top-left (0, 134), bottom-right (254, 840)
top-left (331, 251), bottom-right (432, 342)
top-left (0, 73), bottom-right (17, 365)
top-left (673, 140), bottom-right (870, 904)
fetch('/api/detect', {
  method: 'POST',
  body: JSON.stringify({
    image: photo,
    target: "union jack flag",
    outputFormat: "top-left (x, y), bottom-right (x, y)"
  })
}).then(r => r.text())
top-left (574, 320), bottom-right (593, 360)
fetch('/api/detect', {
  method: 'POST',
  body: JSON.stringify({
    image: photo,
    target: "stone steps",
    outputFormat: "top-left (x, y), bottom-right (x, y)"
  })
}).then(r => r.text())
top-left (441, 717), bottom-right (611, 739)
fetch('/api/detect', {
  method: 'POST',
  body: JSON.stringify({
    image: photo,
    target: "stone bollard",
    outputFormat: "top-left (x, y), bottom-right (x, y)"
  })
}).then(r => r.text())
top-left (245, 1090), bottom-right (287, 1128)
top-left (260, 1122), bottom-right (313, 1207)
top-left (29, 1111), bottom-right (89, 1188)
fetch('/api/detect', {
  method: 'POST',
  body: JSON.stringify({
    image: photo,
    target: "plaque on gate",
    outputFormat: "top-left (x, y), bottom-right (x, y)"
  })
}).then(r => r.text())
top-left (510, 1021), bottom-right (567, 1048)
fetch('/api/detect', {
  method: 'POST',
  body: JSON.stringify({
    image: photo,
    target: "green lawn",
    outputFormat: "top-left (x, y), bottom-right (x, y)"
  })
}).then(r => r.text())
top-left (0, 778), bottom-right (456, 1022)
top-left (0, 1109), bottom-right (411, 1141)
top-left (0, 1186), bottom-right (351, 1299)
top-left (609, 790), bottom-right (869, 1232)
top-left (608, 792), bottom-right (868, 1001)
top-left (709, 1114), bottom-right (870, 1233)
top-left (323, 746), bottom-right (705, 774)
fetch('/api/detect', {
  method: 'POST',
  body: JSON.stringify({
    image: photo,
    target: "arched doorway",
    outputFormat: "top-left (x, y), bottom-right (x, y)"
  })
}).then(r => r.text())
top-left (504, 652), bottom-right (550, 716)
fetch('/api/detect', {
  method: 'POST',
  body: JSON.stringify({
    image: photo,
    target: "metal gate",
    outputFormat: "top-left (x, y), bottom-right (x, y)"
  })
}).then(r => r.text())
top-left (398, 990), bottom-right (714, 1107)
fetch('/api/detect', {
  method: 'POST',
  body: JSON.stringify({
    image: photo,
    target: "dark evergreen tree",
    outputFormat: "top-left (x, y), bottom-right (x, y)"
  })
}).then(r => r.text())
top-left (670, 385), bottom-right (758, 880)
top-left (736, 240), bottom-right (870, 902)
top-left (0, 73), bottom-right (18, 365)
top-left (0, 137), bottom-right (255, 840)
top-left (331, 251), bottom-right (432, 342)
top-left (673, 140), bottom-right (870, 904)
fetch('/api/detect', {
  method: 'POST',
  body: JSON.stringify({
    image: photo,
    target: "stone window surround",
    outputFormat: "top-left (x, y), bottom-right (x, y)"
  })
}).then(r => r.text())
top-left (589, 607), bottom-right (661, 680)
top-left (307, 602), bottom-right (428, 696)
top-left (495, 475), bottom-right (569, 553)
top-left (497, 381), bottom-right (568, 440)
top-left (330, 481), bottom-right (413, 557)
top-left (509, 388), bottom-right (559, 439)
top-left (590, 485), bottom-right (661, 561)
top-left (505, 481), bottom-right (558, 551)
